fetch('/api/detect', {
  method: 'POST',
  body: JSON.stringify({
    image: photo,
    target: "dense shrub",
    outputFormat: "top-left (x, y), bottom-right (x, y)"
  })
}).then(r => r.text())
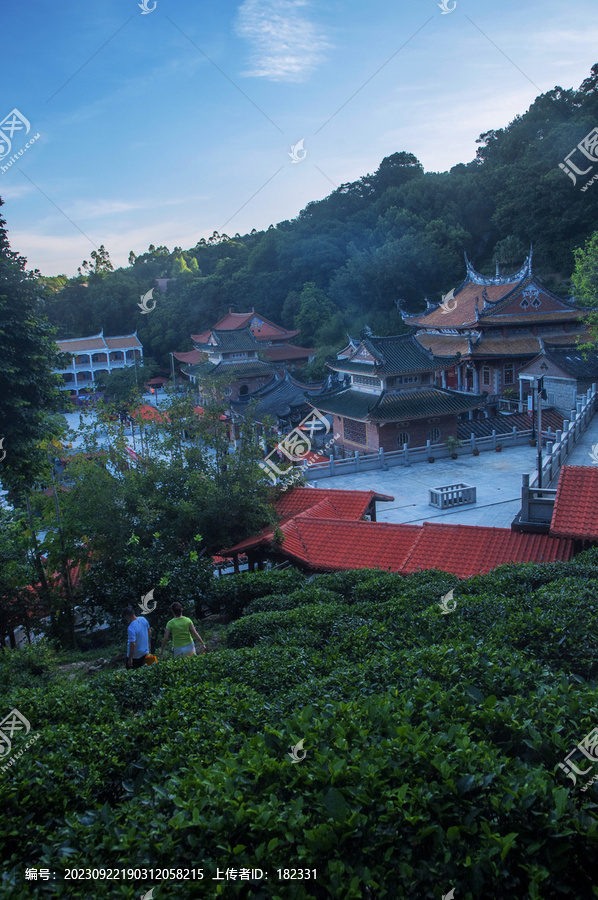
top-left (244, 588), bottom-right (342, 616)
top-left (0, 640), bottom-right (55, 691)
top-left (2, 558), bottom-right (598, 898)
top-left (203, 567), bottom-right (306, 617)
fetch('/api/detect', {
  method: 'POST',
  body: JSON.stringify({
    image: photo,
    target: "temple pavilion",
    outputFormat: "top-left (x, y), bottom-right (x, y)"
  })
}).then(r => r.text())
top-left (174, 308), bottom-right (314, 400)
top-left (310, 329), bottom-right (484, 455)
top-left (401, 251), bottom-right (591, 398)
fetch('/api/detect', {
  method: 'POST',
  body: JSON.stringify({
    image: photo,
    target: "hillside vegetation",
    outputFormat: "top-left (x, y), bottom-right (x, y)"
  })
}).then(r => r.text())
top-left (42, 66), bottom-right (598, 373)
top-left (1, 555), bottom-right (598, 898)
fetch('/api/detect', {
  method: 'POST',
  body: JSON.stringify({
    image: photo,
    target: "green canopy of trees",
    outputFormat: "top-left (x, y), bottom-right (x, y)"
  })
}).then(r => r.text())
top-left (0, 199), bottom-right (68, 496)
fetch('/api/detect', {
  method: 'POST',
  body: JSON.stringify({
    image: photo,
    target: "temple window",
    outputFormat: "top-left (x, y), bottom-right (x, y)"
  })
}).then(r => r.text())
top-left (353, 374), bottom-right (379, 387)
top-left (343, 419), bottom-right (367, 445)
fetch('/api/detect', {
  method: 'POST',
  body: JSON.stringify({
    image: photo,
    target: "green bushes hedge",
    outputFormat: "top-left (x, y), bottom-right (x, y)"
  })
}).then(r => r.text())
top-left (243, 588), bottom-right (342, 616)
top-left (2, 558), bottom-right (598, 898)
top-left (203, 567), bottom-right (306, 617)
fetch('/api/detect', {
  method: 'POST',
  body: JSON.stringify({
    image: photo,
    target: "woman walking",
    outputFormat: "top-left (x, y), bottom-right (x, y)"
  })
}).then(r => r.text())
top-left (159, 602), bottom-right (206, 659)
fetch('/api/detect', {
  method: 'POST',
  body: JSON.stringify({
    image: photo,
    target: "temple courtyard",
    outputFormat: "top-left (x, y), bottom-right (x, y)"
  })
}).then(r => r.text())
top-left (308, 416), bottom-right (598, 528)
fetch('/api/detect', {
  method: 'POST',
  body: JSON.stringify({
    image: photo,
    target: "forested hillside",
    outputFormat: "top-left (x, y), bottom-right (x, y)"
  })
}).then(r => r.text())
top-left (42, 65), bottom-right (598, 369)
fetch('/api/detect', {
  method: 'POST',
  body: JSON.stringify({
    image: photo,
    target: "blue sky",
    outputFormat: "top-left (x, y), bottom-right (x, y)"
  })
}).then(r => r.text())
top-left (0, 0), bottom-right (596, 276)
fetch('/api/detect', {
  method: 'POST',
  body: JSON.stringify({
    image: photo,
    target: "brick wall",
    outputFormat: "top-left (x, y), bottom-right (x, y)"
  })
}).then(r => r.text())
top-left (545, 376), bottom-right (577, 418)
top-left (333, 414), bottom-right (460, 454)
top-left (230, 375), bottom-right (272, 401)
top-left (379, 415), bottom-right (459, 452)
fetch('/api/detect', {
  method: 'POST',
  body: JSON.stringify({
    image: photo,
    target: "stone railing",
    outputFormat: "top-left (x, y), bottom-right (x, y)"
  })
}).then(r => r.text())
top-left (529, 384), bottom-right (598, 488)
top-left (300, 385), bottom-right (597, 483)
top-left (429, 483), bottom-right (476, 509)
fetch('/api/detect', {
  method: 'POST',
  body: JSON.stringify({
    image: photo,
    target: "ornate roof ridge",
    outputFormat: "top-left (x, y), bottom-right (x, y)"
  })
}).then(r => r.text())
top-left (464, 247), bottom-right (533, 285)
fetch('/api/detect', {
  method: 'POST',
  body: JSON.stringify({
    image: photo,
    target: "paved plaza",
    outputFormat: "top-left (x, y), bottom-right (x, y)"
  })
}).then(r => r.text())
top-left (309, 415), bottom-right (598, 528)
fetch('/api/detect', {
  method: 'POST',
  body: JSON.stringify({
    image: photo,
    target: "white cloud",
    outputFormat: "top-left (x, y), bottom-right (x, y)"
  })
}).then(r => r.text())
top-left (236, 0), bottom-right (330, 82)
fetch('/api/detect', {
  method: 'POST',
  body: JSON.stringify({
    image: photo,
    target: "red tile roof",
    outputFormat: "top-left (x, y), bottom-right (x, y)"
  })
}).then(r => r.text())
top-left (173, 349), bottom-right (205, 364)
top-left (277, 519), bottom-right (421, 571)
top-left (402, 522), bottom-right (574, 578)
top-left (551, 466), bottom-right (598, 541)
top-left (210, 311), bottom-right (300, 342)
top-left (222, 486), bottom-right (575, 576)
top-left (274, 487), bottom-right (393, 520)
top-left (222, 487), bottom-right (394, 555)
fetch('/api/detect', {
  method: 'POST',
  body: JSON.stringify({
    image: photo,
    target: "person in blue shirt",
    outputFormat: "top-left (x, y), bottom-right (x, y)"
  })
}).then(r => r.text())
top-left (124, 606), bottom-right (151, 670)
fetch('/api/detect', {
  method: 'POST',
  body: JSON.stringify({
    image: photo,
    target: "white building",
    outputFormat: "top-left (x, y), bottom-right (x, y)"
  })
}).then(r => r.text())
top-left (54, 331), bottom-right (143, 395)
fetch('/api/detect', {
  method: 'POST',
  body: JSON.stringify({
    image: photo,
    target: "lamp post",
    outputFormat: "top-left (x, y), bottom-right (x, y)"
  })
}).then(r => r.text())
top-left (536, 368), bottom-right (548, 487)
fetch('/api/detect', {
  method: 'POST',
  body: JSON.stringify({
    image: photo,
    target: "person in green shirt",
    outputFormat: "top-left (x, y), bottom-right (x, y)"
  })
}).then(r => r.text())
top-left (159, 602), bottom-right (206, 659)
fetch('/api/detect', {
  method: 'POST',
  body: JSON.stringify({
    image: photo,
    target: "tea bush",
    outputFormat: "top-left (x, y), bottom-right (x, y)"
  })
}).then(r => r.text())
top-left (243, 589), bottom-right (344, 616)
top-left (2, 559), bottom-right (598, 898)
top-left (204, 568), bottom-right (307, 617)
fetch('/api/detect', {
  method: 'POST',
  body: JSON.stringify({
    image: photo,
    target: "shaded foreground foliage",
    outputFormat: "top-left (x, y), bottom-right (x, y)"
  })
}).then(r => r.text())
top-left (1, 553), bottom-right (598, 898)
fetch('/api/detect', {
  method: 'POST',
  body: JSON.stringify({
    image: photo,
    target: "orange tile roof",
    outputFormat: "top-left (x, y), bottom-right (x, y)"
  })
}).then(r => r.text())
top-left (57, 335), bottom-right (107, 352)
top-left (223, 490), bottom-right (575, 575)
top-left (275, 487), bottom-right (393, 520)
top-left (551, 466), bottom-right (598, 541)
top-left (103, 334), bottom-right (142, 349)
top-left (408, 283), bottom-right (519, 329)
top-left (402, 522), bottom-right (574, 578)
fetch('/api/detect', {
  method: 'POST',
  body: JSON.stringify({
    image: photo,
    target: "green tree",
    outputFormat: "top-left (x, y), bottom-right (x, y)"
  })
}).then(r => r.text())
top-left (94, 360), bottom-right (157, 413)
top-left (171, 256), bottom-right (192, 278)
top-left (294, 282), bottom-right (336, 346)
top-left (492, 236), bottom-right (528, 272)
top-left (572, 230), bottom-right (598, 307)
top-left (77, 244), bottom-right (114, 277)
top-left (0, 199), bottom-right (68, 496)
top-left (572, 230), bottom-right (598, 346)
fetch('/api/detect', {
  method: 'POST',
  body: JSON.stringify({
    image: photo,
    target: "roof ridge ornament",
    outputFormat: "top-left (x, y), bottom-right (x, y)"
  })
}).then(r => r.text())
top-left (464, 249), bottom-right (533, 286)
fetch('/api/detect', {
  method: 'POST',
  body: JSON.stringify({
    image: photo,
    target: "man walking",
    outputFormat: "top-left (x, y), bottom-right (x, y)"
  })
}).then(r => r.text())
top-left (124, 606), bottom-right (151, 670)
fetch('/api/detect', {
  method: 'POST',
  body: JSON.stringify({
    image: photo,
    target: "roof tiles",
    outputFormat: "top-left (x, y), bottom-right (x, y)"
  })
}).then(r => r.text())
top-left (402, 523), bottom-right (574, 578)
top-left (223, 486), bottom-right (575, 576)
top-left (551, 466), bottom-right (598, 541)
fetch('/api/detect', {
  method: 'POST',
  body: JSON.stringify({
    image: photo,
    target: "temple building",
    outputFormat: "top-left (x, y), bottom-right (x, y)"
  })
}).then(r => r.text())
top-left (177, 326), bottom-right (275, 400)
top-left (309, 329), bottom-right (484, 454)
top-left (401, 251), bottom-right (590, 398)
top-left (518, 342), bottom-right (598, 418)
top-left (174, 309), bottom-right (314, 400)
top-left (230, 368), bottom-right (330, 433)
top-left (54, 331), bottom-right (143, 397)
